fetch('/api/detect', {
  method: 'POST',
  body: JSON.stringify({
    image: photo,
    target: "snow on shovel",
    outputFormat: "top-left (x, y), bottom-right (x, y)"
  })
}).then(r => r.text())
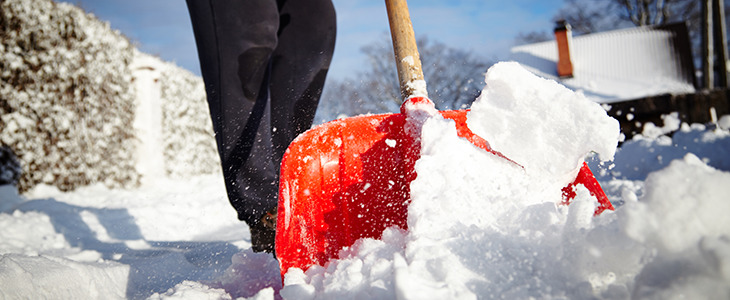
top-left (274, 0), bottom-right (613, 278)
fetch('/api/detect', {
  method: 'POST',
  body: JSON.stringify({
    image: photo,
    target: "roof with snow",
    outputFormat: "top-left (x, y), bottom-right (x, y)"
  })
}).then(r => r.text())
top-left (510, 22), bottom-right (697, 103)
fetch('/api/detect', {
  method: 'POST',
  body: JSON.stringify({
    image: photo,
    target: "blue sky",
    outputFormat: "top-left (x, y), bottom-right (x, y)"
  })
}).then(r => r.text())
top-left (61, 0), bottom-right (564, 80)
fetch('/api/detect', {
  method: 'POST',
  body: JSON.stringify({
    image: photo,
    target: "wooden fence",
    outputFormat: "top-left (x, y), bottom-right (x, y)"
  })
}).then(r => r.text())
top-left (605, 89), bottom-right (730, 140)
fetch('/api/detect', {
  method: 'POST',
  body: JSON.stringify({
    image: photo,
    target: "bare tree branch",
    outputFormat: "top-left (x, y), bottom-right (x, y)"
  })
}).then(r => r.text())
top-left (318, 34), bottom-right (492, 121)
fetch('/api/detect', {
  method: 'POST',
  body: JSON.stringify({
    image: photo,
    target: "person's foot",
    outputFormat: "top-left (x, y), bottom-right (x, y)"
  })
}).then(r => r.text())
top-left (261, 208), bottom-right (277, 229)
top-left (250, 208), bottom-right (277, 254)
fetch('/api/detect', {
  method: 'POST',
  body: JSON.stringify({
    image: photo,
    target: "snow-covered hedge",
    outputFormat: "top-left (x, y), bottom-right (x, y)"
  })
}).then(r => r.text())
top-left (0, 0), bottom-right (138, 193)
top-left (0, 0), bottom-right (219, 193)
top-left (156, 55), bottom-right (220, 179)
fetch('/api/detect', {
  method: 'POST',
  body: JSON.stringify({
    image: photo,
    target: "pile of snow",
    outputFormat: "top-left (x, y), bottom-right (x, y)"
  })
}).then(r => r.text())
top-left (0, 175), bottom-right (271, 299)
top-left (602, 116), bottom-right (730, 181)
top-left (1, 62), bottom-right (729, 299)
top-left (468, 62), bottom-right (619, 186)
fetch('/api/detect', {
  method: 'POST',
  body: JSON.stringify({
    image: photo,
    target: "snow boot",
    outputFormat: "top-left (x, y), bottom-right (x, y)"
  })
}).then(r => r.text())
top-left (250, 208), bottom-right (277, 254)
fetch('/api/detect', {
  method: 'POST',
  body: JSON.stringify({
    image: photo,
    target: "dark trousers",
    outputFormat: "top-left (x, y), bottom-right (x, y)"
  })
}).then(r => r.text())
top-left (186, 0), bottom-right (336, 226)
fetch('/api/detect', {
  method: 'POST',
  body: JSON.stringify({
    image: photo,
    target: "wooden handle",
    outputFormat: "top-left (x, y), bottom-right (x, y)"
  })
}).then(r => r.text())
top-left (385, 0), bottom-right (428, 100)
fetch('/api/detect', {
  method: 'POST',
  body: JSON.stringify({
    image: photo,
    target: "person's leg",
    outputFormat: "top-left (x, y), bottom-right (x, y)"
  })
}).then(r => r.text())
top-left (269, 0), bottom-right (337, 164)
top-left (186, 0), bottom-right (280, 252)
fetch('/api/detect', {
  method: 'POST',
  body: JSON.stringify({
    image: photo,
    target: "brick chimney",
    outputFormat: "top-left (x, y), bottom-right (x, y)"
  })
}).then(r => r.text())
top-left (554, 20), bottom-right (574, 78)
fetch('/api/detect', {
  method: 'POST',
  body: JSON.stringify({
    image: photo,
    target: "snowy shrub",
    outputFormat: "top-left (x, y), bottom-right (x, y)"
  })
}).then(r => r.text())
top-left (0, 0), bottom-right (220, 193)
top-left (0, 0), bottom-right (139, 193)
top-left (156, 55), bottom-right (220, 178)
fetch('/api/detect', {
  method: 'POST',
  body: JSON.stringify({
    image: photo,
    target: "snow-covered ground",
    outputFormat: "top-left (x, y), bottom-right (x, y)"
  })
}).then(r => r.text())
top-left (2, 63), bottom-right (730, 299)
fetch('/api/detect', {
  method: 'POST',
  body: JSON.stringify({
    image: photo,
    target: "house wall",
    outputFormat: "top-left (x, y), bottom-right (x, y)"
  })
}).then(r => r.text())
top-left (511, 22), bottom-right (696, 104)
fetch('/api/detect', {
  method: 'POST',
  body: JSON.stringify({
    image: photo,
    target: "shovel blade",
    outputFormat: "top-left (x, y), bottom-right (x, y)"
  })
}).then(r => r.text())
top-left (276, 112), bottom-right (412, 276)
top-left (275, 109), bottom-right (612, 276)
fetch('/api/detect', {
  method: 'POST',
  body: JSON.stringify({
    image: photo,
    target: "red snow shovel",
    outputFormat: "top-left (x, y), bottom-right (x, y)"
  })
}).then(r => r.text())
top-left (275, 0), bottom-right (613, 278)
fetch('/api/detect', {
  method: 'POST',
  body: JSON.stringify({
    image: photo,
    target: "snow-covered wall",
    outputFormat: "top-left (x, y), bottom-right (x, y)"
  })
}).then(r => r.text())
top-left (131, 52), bottom-right (166, 183)
top-left (0, 0), bottom-right (219, 192)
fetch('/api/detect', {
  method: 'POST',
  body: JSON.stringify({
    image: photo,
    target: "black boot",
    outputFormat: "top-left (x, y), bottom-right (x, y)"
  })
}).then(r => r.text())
top-left (250, 208), bottom-right (277, 254)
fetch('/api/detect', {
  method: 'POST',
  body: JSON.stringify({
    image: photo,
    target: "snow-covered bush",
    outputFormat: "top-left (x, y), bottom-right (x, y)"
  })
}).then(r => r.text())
top-left (0, 0), bottom-right (220, 192)
top-left (0, 0), bottom-right (220, 193)
top-left (156, 57), bottom-right (220, 179)
top-left (0, 0), bottom-right (139, 193)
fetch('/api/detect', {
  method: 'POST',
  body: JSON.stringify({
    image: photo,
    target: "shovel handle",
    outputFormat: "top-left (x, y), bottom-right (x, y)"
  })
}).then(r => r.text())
top-left (385, 0), bottom-right (427, 100)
